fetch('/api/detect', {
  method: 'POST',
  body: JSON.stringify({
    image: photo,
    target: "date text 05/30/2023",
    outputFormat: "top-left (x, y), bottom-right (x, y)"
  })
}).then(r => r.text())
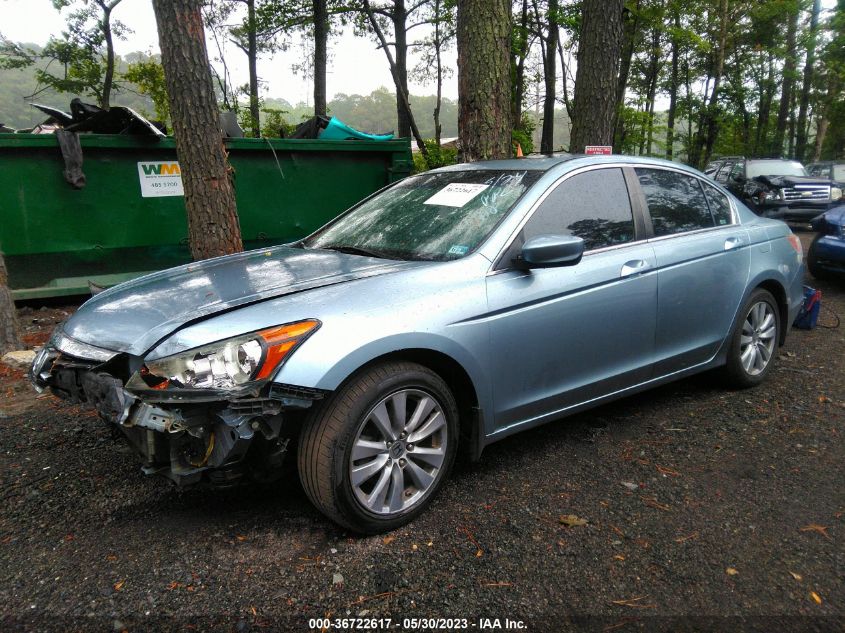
top-left (307, 617), bottom-right (527, 630)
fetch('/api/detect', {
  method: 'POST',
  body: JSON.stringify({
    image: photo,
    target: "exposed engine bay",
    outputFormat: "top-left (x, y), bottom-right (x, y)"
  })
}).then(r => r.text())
top-left (30, 340), bottom-right (324, 487)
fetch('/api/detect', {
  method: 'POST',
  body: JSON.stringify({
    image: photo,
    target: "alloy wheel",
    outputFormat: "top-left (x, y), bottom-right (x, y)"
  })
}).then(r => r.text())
top-left (739, 300), bottom-right (777, 376)
top-left (349, 388), bottom-right (448, 515)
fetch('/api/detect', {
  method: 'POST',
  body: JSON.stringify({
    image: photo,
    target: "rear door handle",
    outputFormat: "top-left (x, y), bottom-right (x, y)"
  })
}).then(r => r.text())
top-left (724, 237), bottom-right (743, 250)
top-left (620, 260), bottom-right (651, 278)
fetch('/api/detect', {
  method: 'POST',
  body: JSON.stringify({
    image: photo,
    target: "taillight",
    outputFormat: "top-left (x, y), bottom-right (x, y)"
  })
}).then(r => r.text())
top-left (787, 233), bottom-right (803, 259)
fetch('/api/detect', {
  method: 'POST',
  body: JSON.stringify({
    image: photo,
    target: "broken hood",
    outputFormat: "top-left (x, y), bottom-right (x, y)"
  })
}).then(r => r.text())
top-left (60, 246), bottom-right (415, 357)
top-left (752, 174), bottom-right (832, 188)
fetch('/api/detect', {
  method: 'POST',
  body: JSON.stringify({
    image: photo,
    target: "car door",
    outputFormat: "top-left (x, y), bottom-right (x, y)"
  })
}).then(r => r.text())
top-left (486, 166), bottom-right (657, 433)
top-left (632, 167), bottom-right (750, 376)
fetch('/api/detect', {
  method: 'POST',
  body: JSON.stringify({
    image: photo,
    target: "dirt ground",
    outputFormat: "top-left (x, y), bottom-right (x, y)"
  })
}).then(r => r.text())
top-left (1, 228), bottom-right (843, 632)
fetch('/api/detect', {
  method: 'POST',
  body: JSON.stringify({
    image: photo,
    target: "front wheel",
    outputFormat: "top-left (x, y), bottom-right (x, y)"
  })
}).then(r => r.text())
top-left (297, 361), bottom-right (458, 533)
top-left (722, 288), bottom-right (780, 388)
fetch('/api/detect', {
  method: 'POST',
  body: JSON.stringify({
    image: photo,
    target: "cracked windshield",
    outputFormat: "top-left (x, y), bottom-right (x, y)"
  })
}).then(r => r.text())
top-left (306, 170), bottom-right (541, 261)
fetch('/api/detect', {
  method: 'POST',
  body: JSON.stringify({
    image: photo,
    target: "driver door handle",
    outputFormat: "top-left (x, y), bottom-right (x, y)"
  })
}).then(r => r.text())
top-left (620, 260), bottom-right (651, 278)
top-left (724, 237), bottom-right (743, 250)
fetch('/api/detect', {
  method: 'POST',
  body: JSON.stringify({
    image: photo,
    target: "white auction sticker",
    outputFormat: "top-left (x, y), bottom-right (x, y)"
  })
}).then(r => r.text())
top-left (137, 161), bottom-right (184, 197)
top-left (424, 183), bottom-right (489, 207)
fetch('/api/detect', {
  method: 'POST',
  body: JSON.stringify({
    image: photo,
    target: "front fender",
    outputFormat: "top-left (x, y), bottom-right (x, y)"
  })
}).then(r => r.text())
top-left (273, 330), bottom-right (494, 423)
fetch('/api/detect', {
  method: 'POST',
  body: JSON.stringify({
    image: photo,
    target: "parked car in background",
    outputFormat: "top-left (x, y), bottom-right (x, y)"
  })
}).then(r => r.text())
top-left (711, 157), bottom-right (842, 221)
top-left (806, 161), bottom-right (845, 189)
top-left (30, 155), bottom-right (805, 533)
top-left (807, 204), bottom-right (845, 279)
top-left (704, 156), bottom-right (745, 178)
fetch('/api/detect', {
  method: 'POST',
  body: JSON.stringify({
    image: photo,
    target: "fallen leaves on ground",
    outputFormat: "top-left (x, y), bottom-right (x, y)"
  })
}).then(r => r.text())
top-left (656, 465), bottom-right (680, 477)
top-left (799, 524), bottom-right (831, 539)
top-left (811, 591), bottom-right (822, 604)
top-left (559, 514), bottom-right (588, 527)
top-left (611, 595), bottom-right (656, 609)
top-left (789, 571), bottom-right (802, 581)
top-left (643, 497), bottom-right (671, 512)
top-left (726, 567), bottom-right (739, 576)
top-left (675, 532), bottom-right (699, 543)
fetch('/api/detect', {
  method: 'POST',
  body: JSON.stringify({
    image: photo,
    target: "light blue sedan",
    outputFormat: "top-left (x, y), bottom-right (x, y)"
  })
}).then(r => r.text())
top-left (30, 155), bottom-right (805, 533)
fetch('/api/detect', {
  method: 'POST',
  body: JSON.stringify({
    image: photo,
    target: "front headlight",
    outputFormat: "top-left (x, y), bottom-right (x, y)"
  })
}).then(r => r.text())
top-left (758, 189), bottom-right (781, 203)
top-left (135, 320), bottom-right (320, 390)
top-left (831, 187), bottom-right (842, 201)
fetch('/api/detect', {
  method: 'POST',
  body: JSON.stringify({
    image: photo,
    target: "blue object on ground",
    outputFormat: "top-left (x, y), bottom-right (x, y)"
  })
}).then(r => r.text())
top-left (794, 286), bottom-right (822, 330)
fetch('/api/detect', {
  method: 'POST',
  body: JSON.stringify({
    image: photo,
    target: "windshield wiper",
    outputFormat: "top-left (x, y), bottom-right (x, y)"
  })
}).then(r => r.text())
top-left (319, 244), bottom-right (399, 260)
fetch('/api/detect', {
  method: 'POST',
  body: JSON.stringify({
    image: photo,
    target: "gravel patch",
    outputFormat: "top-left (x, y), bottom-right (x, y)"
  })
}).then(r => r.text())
top-left (1, 235), bottom-right (842, 632)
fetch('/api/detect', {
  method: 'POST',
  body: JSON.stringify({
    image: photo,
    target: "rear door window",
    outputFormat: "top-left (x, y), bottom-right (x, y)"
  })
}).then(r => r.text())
top-left (635, 168), bottom-right (716, 237)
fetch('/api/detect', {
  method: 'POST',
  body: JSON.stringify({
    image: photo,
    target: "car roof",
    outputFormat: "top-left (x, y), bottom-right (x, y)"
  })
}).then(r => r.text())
top-left (432, 153), bottom-right (580, 172)
top-left (430, 153), bottom-right (710, 178)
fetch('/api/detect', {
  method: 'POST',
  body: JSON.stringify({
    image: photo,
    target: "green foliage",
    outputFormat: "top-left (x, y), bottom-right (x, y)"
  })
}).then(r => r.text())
top-left (512, 114), bottom-right (535, 155)
top-left (123, 56), bottom-right (169, 123)
top-left (412, 139), bottom-right (458, 173)
top-left (33, 37), bottom-right (106, 100)
top-left (260, 107), bottom-right (296, 137)
top-left (0, 44), bottom-right (157, 130)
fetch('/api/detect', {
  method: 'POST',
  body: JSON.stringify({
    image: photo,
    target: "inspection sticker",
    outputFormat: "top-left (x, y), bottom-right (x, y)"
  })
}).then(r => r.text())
top-left (137, 161), bottom-right (184, 197)
top-left (424, 183), bottom-right (488, 207)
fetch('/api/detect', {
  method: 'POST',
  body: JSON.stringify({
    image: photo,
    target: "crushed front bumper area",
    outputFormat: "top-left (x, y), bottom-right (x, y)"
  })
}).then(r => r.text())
top-left (30, 346), bottom-right (324, 487)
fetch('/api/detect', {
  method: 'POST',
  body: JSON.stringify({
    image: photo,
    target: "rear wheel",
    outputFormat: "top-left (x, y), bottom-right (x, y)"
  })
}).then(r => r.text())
top-left (807, 234), bottom-right (830, 280)
top-left (722, 288), bottom-right (780, 388)
top-left (297, 361), bottom-right (458, 533)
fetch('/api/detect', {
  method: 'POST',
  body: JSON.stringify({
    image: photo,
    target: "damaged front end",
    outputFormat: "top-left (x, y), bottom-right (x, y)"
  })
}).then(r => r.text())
top-left (30, 324), bottom-right (324, 487)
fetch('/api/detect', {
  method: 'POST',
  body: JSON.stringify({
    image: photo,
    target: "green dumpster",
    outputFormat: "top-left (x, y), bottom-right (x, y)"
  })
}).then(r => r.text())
top-left (0, 133), bottom-right (413, 300)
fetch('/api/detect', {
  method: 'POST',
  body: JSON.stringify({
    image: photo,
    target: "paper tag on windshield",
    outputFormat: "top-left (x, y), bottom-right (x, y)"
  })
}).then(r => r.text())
top-left (424, 183), bottom-right (489, 207)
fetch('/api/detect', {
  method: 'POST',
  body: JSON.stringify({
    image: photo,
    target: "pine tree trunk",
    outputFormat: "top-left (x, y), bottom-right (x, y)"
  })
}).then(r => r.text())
top-left (796, 0), bottom-right (821, 162)
top-left (393, 0), bottom-right (411, 139)
top-left (152, 0), bottom-right (243, 261)
top-left (772, 6), bottom-right (798, 157)
top-left (570, 0), bottom-right (624, 153)
top-left (246, 0), bottom-right (260, 137)
top-left (433, 0), bottom-right (443, 145)
top-left (813, 116), bottom-right (829, 162)
top-left (511, 0), bottom-right (530, 130)
top-left (754, 53), bottom-right (775, 155)
top-left (0, 251), bottom-right (22, 355)
top-left (540, 0), bottom-right (559, 154)
top-left (613, 0), bottom-right (640, 147)
top-left (101, 7), bottom-right (114, 109)
top-left (689, 0), bottom-right (728, 169)
top-left (457, 0), bottom-right (512, 161)
top-left (362, 0), bottom-right (429, 162)
top-left (644, 26), bottom-right (660, 156)
top-left (665, 8), bottom-right (680, 160)
top-left (313, 0), bottom-right (328, 117)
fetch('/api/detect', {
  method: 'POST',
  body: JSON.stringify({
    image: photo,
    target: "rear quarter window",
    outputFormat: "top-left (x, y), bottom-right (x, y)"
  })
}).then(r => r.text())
top-left (702, 183), bottom-right (733, 226)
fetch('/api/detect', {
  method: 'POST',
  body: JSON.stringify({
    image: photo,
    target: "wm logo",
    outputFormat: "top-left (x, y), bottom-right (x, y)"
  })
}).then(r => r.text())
top-left (141, 162), bottom-right (181, 176)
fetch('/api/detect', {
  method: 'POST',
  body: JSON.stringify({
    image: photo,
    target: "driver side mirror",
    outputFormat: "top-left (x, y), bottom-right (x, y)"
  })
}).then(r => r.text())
top-left (514, 234), bottom-right (585, 269)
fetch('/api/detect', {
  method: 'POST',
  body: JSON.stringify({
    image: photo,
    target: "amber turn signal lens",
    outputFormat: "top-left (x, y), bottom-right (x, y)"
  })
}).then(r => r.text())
top-left (254, 320), bottom-right (320, 380)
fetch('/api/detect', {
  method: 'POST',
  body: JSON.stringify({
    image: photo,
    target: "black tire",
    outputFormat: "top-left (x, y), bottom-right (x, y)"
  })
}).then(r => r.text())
top-left (297, 361), bottom-right (458, 533)
top-left (807, 234), bottom-right (830, 280)
top-left (722, 288), bottom-right (781, 388)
